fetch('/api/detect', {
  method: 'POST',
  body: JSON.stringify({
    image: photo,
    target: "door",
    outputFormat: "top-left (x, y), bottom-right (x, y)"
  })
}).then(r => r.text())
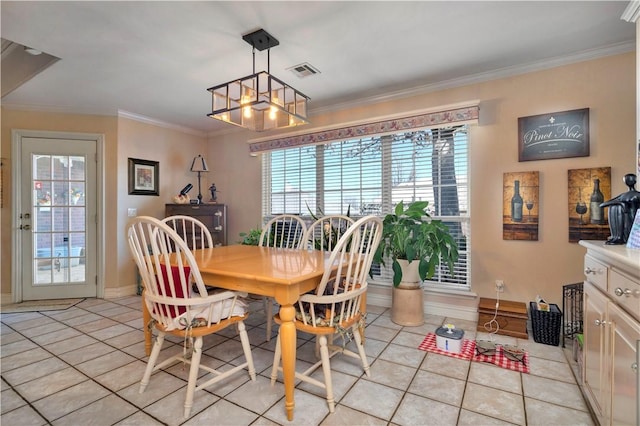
top-left (18, 135), bottom-right (98, 300)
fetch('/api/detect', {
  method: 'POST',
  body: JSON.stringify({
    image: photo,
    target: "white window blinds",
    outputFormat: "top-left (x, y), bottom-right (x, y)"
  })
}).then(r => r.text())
top-left (260, 104), bottom-right (476, 290)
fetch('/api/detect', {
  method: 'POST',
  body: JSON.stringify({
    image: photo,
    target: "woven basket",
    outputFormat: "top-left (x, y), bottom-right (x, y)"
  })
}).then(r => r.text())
top-left (530, 302), bottom-right (562, 346)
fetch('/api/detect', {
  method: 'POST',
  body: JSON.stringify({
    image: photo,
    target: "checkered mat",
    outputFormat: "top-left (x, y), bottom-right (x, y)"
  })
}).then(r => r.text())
top-left (418, 333), bottom-right (530, 373)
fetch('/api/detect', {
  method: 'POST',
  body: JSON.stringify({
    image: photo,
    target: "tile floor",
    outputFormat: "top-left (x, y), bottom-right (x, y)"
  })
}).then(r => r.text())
top-left (1, 296), bottom-right (595, 425)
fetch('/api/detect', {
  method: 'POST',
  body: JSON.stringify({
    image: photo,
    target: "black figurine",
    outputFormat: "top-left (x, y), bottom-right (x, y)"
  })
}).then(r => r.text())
top-left (209, 183), bottom-right (217, 202)
top-left (600, 174), bottom-right (640, 244)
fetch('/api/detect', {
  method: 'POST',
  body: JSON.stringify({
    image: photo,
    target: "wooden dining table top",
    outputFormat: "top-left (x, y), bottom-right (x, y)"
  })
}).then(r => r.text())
top-left (187, 244), bottom-right (330, 290)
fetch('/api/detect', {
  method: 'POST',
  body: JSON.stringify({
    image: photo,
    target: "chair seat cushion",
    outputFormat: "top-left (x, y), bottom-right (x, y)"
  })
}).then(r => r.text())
top-left (165, 292), bottom-right (248, 331)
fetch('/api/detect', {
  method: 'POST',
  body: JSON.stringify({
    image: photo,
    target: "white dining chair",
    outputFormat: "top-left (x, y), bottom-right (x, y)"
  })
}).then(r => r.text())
top-left (270, 215), bottom-right (383, 413)
top-left (127, 216), bottom-right (255, 418)
top-left (258, 214), bottom-right (307, 341)
top-left (162, 215), bottom-right (213, 250)
top-left (303, 215), bottom-right (355, 252)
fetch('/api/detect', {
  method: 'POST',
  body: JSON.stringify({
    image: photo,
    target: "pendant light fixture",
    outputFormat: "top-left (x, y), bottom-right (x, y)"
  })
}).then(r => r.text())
top-left (207, 29), bottom-right (310, 132)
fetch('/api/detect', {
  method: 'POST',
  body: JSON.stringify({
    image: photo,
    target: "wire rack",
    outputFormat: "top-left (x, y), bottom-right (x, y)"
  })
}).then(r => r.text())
top-left (562, 282), bottom-right (583, 348)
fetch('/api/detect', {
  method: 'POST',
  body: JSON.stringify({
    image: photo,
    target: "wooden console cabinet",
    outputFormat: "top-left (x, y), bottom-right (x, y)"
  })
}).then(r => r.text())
top-left (579, 240), bottom-right (639, 426)
top-left (477, 298), bottom-right (528, 338)
top-left (165, 203), bottom-right (227, 247)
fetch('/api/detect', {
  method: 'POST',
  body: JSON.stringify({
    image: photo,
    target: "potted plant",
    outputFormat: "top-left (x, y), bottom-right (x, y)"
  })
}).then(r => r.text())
top-left (374, 200), bottom-right (459, 325)
top-left (239, 227), bottom-right (262, 246)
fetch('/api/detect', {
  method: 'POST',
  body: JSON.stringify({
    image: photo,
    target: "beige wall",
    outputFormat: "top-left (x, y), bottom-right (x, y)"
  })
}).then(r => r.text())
top-left (211, 52), bottom-right (636, 306)
top-left (115, 118), bottom-right (208, 295)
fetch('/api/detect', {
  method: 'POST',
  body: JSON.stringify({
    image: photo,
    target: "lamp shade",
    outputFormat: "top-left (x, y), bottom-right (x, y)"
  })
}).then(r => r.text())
top-left (190, 155), bottom-right (209, 173)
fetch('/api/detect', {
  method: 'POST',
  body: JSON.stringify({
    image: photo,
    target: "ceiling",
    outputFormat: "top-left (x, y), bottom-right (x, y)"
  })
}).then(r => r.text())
top-left (0, 1), bottom-right (635, 135)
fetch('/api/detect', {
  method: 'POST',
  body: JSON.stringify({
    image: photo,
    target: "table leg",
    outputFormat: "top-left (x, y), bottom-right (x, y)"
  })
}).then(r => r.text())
top-left (142, 291), bottom-right (152, 356)
top-left (278, 303), bottom-right (296, 421)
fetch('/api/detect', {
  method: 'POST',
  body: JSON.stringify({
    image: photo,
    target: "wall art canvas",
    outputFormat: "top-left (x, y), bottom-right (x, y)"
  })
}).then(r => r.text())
top-left (568, 167), bottom-right (611, 243)
top-left (518, 108), bottom-right (589, 162)
top-left (503, 171), bottom-right (539, 241)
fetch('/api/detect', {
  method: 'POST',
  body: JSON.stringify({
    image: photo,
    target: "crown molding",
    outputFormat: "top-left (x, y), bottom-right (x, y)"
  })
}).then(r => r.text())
top-left (310, 41), bottom-right (635, 116)
top-left (117, 110), bottom-right (206, 137)
top-left (622, 1), bottom-right (640, 22)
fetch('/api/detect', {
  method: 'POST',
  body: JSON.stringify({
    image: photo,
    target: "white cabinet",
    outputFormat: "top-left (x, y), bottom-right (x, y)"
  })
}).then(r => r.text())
top-left (580, 241), bottom-right (640, 426)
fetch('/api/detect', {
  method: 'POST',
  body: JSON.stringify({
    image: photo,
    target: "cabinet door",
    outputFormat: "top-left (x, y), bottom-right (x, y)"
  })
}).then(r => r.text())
top-left (609, 304), bottom-right (639, 426)
top-left (584, 281), bottom-right (609, 424)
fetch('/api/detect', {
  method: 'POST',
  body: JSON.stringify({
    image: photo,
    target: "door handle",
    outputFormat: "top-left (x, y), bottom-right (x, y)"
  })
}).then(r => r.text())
top-left (20, 224), bottom-right (31, 230)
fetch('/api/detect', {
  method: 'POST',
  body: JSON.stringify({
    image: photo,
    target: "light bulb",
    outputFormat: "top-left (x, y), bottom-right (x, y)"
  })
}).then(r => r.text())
top-left (243, 106), bottom-right (252, 118)
top-left (269, 106), bottom-right (277, 120)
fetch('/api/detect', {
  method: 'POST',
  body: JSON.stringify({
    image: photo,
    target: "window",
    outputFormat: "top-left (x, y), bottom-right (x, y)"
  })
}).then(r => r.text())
top-left (260, 117), bottom-right (473, 291)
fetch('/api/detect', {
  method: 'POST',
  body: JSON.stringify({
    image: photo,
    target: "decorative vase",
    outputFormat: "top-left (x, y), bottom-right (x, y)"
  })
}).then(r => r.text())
top-left (391, 259), bottom-right (424, 325)
top-left (391, 286), bottom-right (424, 326)
top-left (396, 259), bottom-right (421, 289)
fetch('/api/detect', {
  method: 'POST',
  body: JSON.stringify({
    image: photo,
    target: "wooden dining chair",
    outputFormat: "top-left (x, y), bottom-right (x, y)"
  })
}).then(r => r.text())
top-left (258, 214), bottom-right (307, 341)
top-left (162, 215), bottom-right (213, 250)
top-left (127, 216), bottom-right (255, 418)
top-left (303, 215), bottom-right (355, 252)
top-left (270, 215), bottom-right (383, 413)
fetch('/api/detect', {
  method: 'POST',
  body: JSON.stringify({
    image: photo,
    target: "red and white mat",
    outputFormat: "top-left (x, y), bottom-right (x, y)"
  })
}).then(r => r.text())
top-left (418, 333), bottom-right (530, 374)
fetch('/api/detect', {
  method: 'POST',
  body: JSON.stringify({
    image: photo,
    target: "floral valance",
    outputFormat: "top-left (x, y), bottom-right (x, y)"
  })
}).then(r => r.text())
top-left (248, 104), bottom-right (479, 154)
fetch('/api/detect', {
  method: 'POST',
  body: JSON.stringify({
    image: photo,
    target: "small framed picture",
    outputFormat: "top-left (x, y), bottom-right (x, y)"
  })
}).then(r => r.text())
top-left (128, 158), bottom-right (159, 196)
top-left (518, 108), bottom-right (590, 162)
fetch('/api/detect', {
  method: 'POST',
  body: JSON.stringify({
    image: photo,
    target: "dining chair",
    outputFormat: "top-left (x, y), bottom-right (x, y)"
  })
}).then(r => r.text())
top-left (127, 216), bottom-right (255, 418)
top-left (258, 214), bottom-right (307, 341)
top-left (303, 215), bottom-right (355, 252)
top-left (162, 215), bottom-right (213, 250)
top-left (270, 215), bottom-right (383, 413)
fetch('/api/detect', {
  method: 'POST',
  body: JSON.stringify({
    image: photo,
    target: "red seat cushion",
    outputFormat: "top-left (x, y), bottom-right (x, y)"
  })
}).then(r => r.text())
top-left (155, 264), bottom-right (191, 318)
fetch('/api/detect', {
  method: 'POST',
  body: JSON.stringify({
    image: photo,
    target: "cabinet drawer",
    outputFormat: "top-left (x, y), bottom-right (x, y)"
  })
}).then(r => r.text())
top-left (609, 269), bottom-right (640, 321)
top-left (584, 255), bottom-right (608, 292)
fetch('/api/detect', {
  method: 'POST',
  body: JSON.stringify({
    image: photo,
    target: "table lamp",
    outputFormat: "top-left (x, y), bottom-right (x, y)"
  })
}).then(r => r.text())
top-left (190, 155), bottom-right (209, 204)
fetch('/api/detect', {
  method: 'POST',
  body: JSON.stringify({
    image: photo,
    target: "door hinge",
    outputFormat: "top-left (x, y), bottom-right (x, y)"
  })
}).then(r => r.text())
top-left (95, 275), bottom-right (98, 285)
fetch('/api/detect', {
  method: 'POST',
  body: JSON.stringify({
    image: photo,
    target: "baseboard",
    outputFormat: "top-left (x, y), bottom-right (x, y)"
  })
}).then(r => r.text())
top-left (103, 285), bottom-right (138, 299)
top-left (1, 293), bottom-right (14, 305)
top-left (367, 284), bottom-right (479, 321)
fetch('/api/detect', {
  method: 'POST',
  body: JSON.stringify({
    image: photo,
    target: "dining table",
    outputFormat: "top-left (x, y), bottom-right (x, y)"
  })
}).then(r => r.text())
top-left (141, 244), bottom-right (331, 421)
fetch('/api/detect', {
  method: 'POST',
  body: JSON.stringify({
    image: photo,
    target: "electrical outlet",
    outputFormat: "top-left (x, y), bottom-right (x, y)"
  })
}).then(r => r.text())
top-left (495, 280), bottom-right (505, 292)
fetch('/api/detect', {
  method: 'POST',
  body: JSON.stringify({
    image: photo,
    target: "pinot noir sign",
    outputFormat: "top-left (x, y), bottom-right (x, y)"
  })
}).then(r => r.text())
top-left (518, 108), bottom-right (590, 162)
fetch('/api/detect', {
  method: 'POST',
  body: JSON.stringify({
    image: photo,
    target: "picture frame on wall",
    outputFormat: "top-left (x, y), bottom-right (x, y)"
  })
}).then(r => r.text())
top-left (503, 171), bottom-right (539, 241)
top-left (518, 108), bottom-right (590, 162)
top-left (128, 158), bottom-right (159, 196)
top-left (567, 167), bottom-right (611, 243)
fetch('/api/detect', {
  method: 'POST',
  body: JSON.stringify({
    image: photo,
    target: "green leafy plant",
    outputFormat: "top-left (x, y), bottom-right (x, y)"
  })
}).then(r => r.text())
top-left (373, 200), bottom-right (459, 287)
top-left (238, 228), bottom-right (262, 246)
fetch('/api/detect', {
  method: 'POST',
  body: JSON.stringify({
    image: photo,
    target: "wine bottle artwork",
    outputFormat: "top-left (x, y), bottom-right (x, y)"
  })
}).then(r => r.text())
top-left (590, 178), bottom-right (604, 224)
top-left (576, 187), bottom-right (588, 225)
top-left (511, 180), bottom-right (523, 222)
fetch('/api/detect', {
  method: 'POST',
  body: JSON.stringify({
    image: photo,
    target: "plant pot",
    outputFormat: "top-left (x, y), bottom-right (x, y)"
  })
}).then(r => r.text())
top-left (391, 286), bottom-right (424, 326)
top-left (396, 259), bottom-right (421, 289)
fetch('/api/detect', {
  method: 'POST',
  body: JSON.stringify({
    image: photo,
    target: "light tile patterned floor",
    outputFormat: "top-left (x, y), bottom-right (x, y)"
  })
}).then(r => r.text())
top-left (1, 296), bottom-right (594, 425)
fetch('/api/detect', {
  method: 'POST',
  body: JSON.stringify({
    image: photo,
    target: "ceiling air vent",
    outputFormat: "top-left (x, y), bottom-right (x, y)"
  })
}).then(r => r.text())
top-left (287, 62), bottom-right (320, 79)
